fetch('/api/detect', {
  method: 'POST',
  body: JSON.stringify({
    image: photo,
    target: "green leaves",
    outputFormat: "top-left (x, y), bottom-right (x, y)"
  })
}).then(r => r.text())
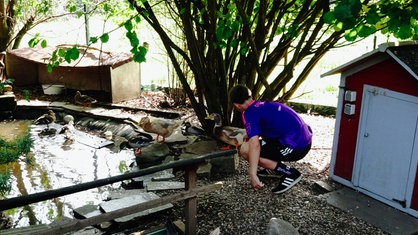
top-left (323, 12), bottom-right (335, 24)
top-left (47, 46), bottom-right (80, 73)
top-left (214, 3), bottom-right (242, 49)
top-left (357, 25), bottom-right (376, 37)
top-left (123, 19), bottom-right (147, 63)
top-left (65, 46), bottom-right (80, 63)
top-left (23, 90), bottom-right (31, 102)
top-left (331, 0), bottom-right (362, 30)
top-left (100, 33), bottom-right (110, 43)
top-left (396, 24), bottom-right (413, 39)
top-left (365, 6), bottom-right (380, 25)
top-left (28, 33), bottom-right (47, 48)
top-left (344, 29), bottom-right (357, 41)
top-left (124, 20), bottom-right (134, 31)
top-left (326, 0), bottom-right (418, 41)
top-left (0, 171), bottom-right (12, 197)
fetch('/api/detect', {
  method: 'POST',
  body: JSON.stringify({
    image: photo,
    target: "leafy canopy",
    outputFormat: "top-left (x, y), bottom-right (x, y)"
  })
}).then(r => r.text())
top-left (324, 0), bottom-right (418, 41)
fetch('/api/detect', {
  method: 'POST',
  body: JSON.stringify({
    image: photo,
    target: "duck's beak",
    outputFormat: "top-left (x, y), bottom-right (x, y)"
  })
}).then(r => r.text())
top-left (205, 114), bottom-right (213, 120)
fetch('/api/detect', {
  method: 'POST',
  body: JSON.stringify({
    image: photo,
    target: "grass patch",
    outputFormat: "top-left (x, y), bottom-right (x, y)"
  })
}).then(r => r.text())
top-left (0, 170), bottom-right (12, 197)
top-left (0, 132), bottom-right (32, 164)
top-left (0, 130), bottom-right (33, 196)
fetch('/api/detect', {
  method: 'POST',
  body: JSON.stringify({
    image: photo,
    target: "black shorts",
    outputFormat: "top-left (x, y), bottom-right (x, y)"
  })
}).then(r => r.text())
top-left (259, 137), bottom-right (311, 162)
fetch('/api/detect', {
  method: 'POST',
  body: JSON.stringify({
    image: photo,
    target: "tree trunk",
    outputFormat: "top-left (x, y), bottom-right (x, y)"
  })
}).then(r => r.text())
top-left (0, 1), bottom-right (11, 52)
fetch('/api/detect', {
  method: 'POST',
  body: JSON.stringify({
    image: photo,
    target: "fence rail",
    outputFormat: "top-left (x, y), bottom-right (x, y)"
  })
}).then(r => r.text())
top-left (0, 149), bottom-right (237, 235)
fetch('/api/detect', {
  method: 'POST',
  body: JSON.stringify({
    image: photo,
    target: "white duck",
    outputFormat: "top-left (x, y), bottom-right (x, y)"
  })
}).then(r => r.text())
top-left (59, 120), bottom-right (75, 141)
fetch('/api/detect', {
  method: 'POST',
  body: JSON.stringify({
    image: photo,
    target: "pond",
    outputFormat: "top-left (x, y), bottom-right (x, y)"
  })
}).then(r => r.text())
top-left (0, 119), bottom-right (137, 229)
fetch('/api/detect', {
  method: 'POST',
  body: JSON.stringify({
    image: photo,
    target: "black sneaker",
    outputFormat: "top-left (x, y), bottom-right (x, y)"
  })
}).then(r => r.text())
top-left (257, 168), bottom-right (283, 178)
top-left (272, 168), bottom-right (302, 194)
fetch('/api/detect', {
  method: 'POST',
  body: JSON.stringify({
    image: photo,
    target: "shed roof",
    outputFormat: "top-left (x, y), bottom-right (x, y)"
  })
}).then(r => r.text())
top-left (321, 41), bottom-right (418, 81)
top-left (7, 45), bottom-right (133, 69)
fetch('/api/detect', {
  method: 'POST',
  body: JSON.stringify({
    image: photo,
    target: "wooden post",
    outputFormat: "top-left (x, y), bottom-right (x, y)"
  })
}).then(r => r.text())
top-left (184, 165), bottom-right (198, 235)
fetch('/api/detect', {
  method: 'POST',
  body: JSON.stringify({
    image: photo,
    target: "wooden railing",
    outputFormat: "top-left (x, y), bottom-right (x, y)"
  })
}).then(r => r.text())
top-left (0, 149), bottom-right (236, 235)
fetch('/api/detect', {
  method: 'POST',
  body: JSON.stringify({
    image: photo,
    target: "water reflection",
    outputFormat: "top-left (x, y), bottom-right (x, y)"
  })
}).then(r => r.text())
top-left (2, 122), bottom-right (136, 228)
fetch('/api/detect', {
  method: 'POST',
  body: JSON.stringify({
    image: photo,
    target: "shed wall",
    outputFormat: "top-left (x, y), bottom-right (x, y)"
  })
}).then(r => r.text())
top-left (334, 59), bottom-right (418, 213)
top-left (334, 59), bottom-right (418, 180)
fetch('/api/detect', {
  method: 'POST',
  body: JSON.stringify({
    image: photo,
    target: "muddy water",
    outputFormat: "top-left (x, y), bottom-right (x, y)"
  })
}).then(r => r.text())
top-left (1, 121), bottom-right (136, 228)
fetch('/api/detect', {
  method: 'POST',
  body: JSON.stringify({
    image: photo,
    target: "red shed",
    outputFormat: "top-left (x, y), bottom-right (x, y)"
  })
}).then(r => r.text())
top-left (322, 42), bottom-right (418, 218)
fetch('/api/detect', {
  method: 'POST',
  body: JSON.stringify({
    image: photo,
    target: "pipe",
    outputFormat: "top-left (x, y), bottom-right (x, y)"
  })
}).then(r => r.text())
top-left (0, 149), bottom-right (236, 211)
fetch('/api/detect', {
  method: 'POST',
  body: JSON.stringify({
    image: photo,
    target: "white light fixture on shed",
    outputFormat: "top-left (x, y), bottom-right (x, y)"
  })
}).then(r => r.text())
top-left (344, 103), bottom-right (356, 115)
top-left (344, 90), bottom-right (357, 102)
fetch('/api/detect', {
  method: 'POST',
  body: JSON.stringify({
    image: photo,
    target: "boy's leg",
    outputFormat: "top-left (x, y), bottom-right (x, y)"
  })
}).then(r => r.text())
top-left (257, 139), bottom-right (311, 193)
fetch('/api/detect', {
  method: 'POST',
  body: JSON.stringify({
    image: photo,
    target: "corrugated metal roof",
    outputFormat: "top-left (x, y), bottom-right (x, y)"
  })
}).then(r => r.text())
top-left (321, 41), bottom-right (418, 81)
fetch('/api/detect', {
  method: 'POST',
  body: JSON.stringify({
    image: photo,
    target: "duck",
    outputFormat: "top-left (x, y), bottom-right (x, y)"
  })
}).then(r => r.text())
top-left (63, 114), bottom-right (74, 124)
top-left (38, 127), bottom-right (57, 137)
top-left (138, 116), bottom-right (182, 143)
top-left (34, 110), bottom-right (56, 129)
top-left (59, 120), bottom-right (75, 141)
top-left (103, 130), bottom-right (113, 140)
top-left (205, 113), bottom-right (247, 150)
top-left (183, 121), bottom-right (205, 135)
top-left (74, 91), bottom-right (97, 108)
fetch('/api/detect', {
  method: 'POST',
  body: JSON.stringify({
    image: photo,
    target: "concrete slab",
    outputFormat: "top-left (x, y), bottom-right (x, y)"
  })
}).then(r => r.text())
top-left (72, 203), bottom-right (115, 230)
top-left (131, 168), bottom-right (175, 183)
top-left (321, 187), bottom-right (418, 235)
top-left (107, 189), bottom-right (147, 200)
top-left (99, 192), bottom-right (173, 223)
top-left (74, 129), bottom-right (113, 148)
top-left (73, 204), bottom-right (102, 219)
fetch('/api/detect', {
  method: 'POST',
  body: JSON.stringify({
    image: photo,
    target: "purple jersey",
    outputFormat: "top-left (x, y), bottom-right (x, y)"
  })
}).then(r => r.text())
top-left (242, 100), bottom-right (312, 149)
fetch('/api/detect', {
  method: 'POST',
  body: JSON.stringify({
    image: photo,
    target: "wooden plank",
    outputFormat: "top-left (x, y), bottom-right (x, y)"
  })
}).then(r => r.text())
top-left (0, 224), bottom-right (47, 235)
top-left (30, 182), bottom-right (223, 235)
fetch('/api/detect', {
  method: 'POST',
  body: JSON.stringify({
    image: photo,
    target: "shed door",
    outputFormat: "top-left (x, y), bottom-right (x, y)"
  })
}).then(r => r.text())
top-left (354, 85), bottom-right (418, 207)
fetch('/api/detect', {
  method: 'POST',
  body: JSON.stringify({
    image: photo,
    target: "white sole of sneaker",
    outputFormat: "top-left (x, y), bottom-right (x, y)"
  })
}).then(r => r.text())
top-left (272, 175), bottom-right (302, 194)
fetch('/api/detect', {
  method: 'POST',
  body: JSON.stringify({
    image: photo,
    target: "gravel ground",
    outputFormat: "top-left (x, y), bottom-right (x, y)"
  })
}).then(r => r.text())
top-left (183, 114), bottom-right (387, 235)
top-left (10, 88), bottom-right (387, 235)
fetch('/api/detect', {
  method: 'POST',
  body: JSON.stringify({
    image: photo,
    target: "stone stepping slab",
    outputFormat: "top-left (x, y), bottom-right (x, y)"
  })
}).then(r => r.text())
top-left (99, 192), bottom-right (173, 223)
